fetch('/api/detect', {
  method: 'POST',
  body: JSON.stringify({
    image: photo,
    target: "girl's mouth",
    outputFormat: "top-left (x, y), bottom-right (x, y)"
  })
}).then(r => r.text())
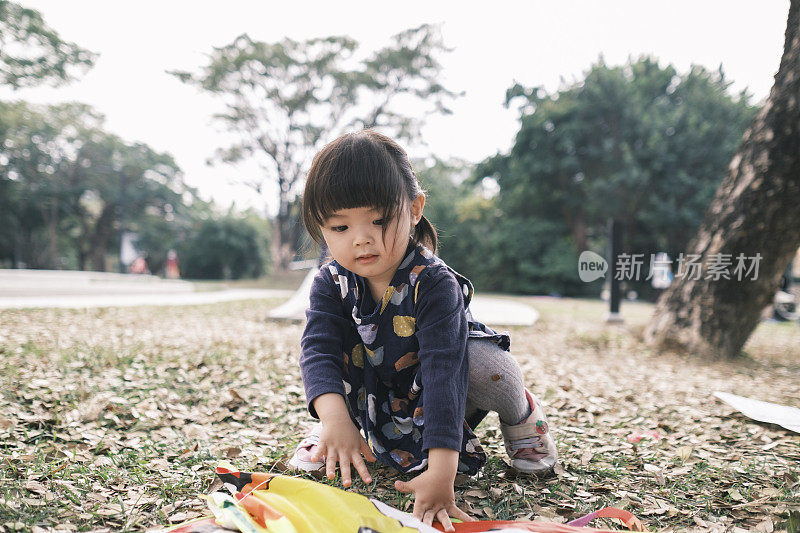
top-left (356, 255), bottom-right (378, 264)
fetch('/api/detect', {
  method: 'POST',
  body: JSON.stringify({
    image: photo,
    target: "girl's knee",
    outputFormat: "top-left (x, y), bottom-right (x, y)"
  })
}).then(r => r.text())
top-left (466, 339), bottom-right (525, 395)
top-left (467, 337), bottom-right (510, 362)
top-left (467, 338), bottom-right (523, 377)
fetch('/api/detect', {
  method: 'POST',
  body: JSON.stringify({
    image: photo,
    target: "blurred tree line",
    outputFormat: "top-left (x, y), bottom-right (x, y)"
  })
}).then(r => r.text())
top-left (0, 1), bottom-right (268, 279)
top-left (0, 100), bottom-right (269, 278)
top-left (420, 57), bottom-right (756, 295)
top-left (421, 57), bottom-right (756, 297)
top-left (1, 0), bottom-right (758, 289)
top-left (172, 24), bottom-right (461, 271)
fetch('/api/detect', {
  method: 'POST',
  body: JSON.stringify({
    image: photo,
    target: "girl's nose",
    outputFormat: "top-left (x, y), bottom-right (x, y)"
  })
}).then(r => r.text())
top-left (354, 229), bottom-right (374, 246)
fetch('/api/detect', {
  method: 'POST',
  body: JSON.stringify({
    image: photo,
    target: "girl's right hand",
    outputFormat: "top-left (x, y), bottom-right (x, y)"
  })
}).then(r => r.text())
top-left (310, 414), bottom-right (376, 487)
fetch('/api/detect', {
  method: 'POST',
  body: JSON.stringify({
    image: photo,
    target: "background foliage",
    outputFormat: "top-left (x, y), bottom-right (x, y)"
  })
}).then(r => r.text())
top-left (421, 57), bottom-right (756, 296)
top-left (0, 0), bottom-right (758, 291)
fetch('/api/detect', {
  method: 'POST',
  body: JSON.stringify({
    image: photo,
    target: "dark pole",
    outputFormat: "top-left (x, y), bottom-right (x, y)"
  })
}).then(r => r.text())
top-left (118, 170), bottom-right (127, 274)
top-left (607, 218), bottom-right (623, 323)
top-left (784, 259), bottom-right (794, 291)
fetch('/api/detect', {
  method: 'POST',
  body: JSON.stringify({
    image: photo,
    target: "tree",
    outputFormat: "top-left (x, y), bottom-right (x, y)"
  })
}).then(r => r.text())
top-left (178, 214), bottom-right (268, 280)
top-left (131, 194), bottom-right (212, 276)
top-left (414, 157), bottom-right (471, 252)
top-left (0, 0), bottom-right (96, 89)
top-left (501, 58), bottom-right (754, 256)
top-left (0, 101), bottom-right (198, 271)
top-left (645, 1), bottom-right (800, 358)
top-left (471, 57), bottom-right (754, 295)
top-left (170, 24), bottom-right (461, 271)
top-left (0, 101), bottom-right (100, 268)
top-left (0, 0), bottom-right (96, 267)
top-left (64, 129), bottom-right (190, 271)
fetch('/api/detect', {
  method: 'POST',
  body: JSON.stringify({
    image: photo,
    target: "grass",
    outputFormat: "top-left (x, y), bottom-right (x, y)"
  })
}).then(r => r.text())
top-left (0, 295), bottom-right (798, 532)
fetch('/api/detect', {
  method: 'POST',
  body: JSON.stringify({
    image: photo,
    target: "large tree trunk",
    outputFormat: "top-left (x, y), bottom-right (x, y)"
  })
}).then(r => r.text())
top-left (271, 210), bottom-right (294, 273)
top-left (89, 240), bottom-right (108, 272)
top-left (644, 0), bottom-right (800, 358)
top-left (88, 205), bottom-right (115, 272)
top-left (270, 169), bottom-right (295, 273)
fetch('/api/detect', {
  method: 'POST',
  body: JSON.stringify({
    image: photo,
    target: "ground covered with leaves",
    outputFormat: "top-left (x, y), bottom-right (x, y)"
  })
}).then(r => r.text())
top-left (1, 296), bottom-right (798, 532)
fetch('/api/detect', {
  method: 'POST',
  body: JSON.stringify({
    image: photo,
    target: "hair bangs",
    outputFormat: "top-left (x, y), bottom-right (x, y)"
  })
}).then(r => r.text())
top-left (303, 129), bottom-right (437, 252)
top-left (304, 133), bottom-right (407, 240)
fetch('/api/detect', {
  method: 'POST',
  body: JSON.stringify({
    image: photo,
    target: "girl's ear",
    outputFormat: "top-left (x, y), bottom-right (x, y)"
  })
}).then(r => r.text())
top-left (411, 195), bottom-right (425, 225)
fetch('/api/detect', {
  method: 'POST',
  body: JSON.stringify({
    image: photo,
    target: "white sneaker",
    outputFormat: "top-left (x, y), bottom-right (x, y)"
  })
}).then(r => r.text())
top-left (288, 423), bottom-right (325, 472)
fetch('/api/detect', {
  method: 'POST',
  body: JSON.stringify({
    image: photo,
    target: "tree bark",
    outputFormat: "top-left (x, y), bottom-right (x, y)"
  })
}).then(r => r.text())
top-left (644, 0), bottom-right (800, 358)
top-left (88, 205), bottom-right (116, 272)
top-left (270, 192), bottom-right (294, 272)
top-left (270, 221), bottom-right (294, 273)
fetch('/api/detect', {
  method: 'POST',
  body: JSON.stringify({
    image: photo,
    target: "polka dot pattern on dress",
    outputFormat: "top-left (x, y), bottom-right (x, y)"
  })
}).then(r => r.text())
top-left (393, 316), bottom-right (415, 337)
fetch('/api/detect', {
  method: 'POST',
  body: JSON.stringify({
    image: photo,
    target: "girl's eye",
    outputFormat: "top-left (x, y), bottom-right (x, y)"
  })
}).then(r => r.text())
top-left (331, 225), bottom-right (348, 232)
top-left (373, 219), bottom-right (384, 226)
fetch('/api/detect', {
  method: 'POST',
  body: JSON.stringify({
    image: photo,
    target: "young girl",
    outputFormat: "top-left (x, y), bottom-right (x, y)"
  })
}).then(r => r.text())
top-left (291, 130), bottom-right (558, 531)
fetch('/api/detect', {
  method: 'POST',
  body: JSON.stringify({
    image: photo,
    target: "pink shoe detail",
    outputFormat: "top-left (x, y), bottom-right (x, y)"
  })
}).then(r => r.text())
top-left (500, 389), bottom-right (558, 475)
top-left (288, 424), bottom-right (325, 472)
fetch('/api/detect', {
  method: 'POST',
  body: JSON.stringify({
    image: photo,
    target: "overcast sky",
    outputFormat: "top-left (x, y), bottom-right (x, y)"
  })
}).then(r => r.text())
top-left (1, 1), bottom-right (791, 215)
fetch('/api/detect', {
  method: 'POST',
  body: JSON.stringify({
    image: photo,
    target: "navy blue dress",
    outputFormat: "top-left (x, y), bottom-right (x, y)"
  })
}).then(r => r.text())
top-left (300, 242), bottom-right (510, 475)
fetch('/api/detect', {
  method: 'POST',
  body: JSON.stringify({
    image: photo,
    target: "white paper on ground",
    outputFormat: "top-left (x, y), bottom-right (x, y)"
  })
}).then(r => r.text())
top-left (713, 391), bottom-right (800, 434)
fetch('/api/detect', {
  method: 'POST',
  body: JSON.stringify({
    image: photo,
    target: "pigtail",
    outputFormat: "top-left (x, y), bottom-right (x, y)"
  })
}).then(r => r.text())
top-left (414, 214), bottom-right (438, 254)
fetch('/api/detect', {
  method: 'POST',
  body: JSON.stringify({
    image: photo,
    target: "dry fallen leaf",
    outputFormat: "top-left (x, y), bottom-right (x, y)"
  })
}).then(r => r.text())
top-left (727, 488), bottom-right (745, 502)
top-left (24, 480), bottom-right (47, 494)
top-left (225, 446), bottom-right (242, 458)
top-left (95, 503), bottom-right (123, 516)
top-left (675, 445), bottom-right (693, 461)
top-left (228, 389), bottom-right (245, 404)
top-left (755, 518), bottom-right (774, 533)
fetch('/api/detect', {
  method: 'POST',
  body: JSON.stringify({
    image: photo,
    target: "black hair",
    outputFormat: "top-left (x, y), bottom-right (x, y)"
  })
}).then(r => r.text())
top-left (302, 129), bottom-right (438, 253)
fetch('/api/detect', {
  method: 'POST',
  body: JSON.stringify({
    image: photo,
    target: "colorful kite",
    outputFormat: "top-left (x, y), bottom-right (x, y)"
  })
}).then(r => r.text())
top-left (159, 464), bottom-right (644, 533)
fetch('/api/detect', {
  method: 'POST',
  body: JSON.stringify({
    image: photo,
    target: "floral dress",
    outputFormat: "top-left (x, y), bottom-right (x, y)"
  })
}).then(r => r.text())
top-left (300, 242), bottom-right (510, 475)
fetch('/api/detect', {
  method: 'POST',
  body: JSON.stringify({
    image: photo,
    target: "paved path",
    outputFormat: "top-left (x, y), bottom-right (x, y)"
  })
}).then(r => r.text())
top-left (0, 269), bottom-right (538, 326)
top-left (469, 297), bottom-right (539, 327)
top-left (0, 269), bottom-right (193, 296)
top-left (0, 289), bottom-right (294, 310)
top-left (0, 290), bottom-right (537, 326)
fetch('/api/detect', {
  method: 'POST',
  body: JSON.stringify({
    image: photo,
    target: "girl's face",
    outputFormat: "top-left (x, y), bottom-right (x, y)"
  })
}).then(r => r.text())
top-left (320, 195), bottom-right (425, 299)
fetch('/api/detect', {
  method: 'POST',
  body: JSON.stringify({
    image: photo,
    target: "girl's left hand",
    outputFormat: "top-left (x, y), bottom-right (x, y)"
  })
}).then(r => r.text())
top-left (394, 468), bottom-right (473, 532)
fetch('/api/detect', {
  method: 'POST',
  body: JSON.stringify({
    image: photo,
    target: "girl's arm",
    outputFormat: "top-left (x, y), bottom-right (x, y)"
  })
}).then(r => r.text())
top-left (300, 267), bottom-right (351, 417)
top-left (396, 266), bottom-right (473, 531)
top-left (413, 267), bottom-right (470, 453)
top-left (311, 393), bottom-right (375, 487)
top-left (301, 267), bottom-right (375, 485)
